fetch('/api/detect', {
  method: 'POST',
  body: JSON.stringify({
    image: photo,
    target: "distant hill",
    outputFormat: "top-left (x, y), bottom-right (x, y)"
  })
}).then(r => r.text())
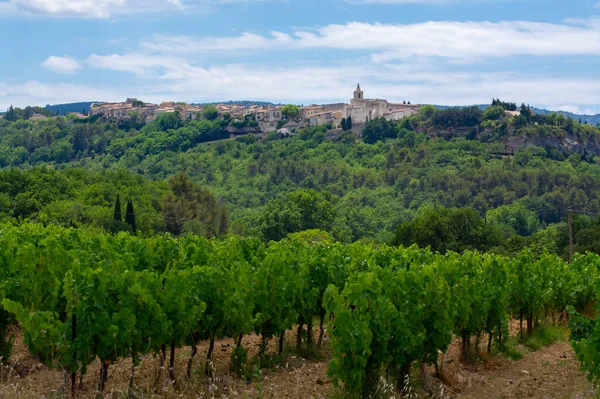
top-left (45, 102), bottom-right (99, 116)
top-left (532, 108), bottom-right (600, 126)
top-left (433, 104), bottom-right (600, 126)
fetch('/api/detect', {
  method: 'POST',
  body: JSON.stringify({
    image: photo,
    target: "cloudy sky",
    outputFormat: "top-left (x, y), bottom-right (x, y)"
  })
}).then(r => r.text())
top-left (1, 0), bottom-right (599, 114)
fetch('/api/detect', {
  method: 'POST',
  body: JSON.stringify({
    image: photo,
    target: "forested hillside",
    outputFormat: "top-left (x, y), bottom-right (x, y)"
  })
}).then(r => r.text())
top-left (1, 101), bottom-right (600, 257)
top-left (3, 102), bottom-right (600, 398)
top-left (44, 101), bottom-right (96, 116)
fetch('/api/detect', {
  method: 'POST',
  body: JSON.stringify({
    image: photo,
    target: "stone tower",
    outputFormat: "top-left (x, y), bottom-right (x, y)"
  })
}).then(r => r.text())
top-left (353, 83), bottom-right (364, 101)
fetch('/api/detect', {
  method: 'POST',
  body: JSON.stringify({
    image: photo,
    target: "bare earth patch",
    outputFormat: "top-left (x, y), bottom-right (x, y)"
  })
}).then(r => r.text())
top-left (0, 325), bottom-right (596, 398)
top-left (445, 342), bottom-right (595, 399)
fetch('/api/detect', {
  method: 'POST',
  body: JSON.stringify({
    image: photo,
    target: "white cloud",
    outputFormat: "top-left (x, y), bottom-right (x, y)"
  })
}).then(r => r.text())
top-left (41, 55), bottom-right (82, 73)
top-left (349, 0), bottom-right (449, 3)
top-left (553, 104), bottom-right (599, 115)
top-left (6, 18), bottom-right (600, 114)
top-left (86, 53), bottom-right (189, 77)
top-left (0, 81), bottom-right (126, 109)
top-left (74, 51), bottom-right (600, 113)
top-left (141, 20), bottom-right (600, 61)
top-left (348, 0), bottom-right (509, 3)
top-left (13, 0), bottom-right (126, 17)
top-left (0, 1), bottom-right (17, 13)
top-left (5, 0), bottom-right (267, 18)
top-left (59, 16), bottom-right (600, 114)
top-left (3, 62), bottom-right (600, 114)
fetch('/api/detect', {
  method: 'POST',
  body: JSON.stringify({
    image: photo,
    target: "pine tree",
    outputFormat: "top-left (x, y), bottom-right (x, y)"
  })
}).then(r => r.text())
top-left (114, 195), bottom-right (122, 222)
top-left (125, 200), bottom-right (137, 235)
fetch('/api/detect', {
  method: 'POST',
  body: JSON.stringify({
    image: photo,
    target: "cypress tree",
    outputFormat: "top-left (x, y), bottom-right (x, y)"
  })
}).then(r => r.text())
top-left (6, 105), bottom-right (16, 122)
top-left (125, 199), bottom-right (137, 235)
top-left (114, 195), bottom-right (122, 222)
top-left (347, 116), bottom-right (353, 130)
top-left (341, 118), bottom-right (347, 131)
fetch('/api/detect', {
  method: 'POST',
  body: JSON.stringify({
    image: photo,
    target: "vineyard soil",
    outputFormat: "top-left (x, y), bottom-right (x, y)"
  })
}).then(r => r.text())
top-left (0, 324), bottom-right (596, 399)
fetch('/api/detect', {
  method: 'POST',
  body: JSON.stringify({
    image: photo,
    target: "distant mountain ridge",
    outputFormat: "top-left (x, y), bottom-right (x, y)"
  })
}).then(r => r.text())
top-left (531, 108), bottom-right (600, 126)
top-left (433, 104), bottom-right (600, 126)
top-left (44, 102), bottom-right (99, 116)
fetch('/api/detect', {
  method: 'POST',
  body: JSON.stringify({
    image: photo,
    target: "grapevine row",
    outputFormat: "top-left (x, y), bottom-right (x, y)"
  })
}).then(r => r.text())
top-left (0, 223), bottom-right (598, 397)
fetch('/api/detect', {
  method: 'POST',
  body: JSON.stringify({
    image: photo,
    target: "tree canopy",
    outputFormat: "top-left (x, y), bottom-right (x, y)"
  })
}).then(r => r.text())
top-left (259, 189), bottom-right (337, 242)
top-left (393, 206), bottom-right (500, 253)
top-left (281, 104), bottom-right (300, 120)
top-left (162, 172), bottom-right (228, 237)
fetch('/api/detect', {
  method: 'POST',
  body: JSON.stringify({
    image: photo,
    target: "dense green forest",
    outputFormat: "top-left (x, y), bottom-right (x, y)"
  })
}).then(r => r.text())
top-left (1, 101), bottom-right (600, 258)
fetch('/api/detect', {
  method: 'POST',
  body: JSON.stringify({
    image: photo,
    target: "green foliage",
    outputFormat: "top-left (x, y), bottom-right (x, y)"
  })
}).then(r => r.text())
top-left (522, 325), bottom-right (567, 351)
top-left (286, 229), bottom-right (332, 244)
top-left (162, 172), bottom-right (229, 237)
top-left (154, 112), bottom-right (183, 131)
top-left (259, 189), bottom-right (336, 242)
top-left (125, 199), bottom-right (137, 234)
top-left (322, 243), bottom-right (592, 397)
top-left (276, 119), bottom-right (289, 129)
top-left (362, 117), bottom-right (397, 144)
top-left (229, 344), bottom-right (249, 377)
top-left (427, 106), bottom-right (482, 128)
top-left (113, 194), bottom-right (122, 222)
top-left (203, 105), bottom-right (219, 121)
top-left (483, 105), bottom-right (507, 121)
top-left (497, 338), bottom-right (523, 360)
top-left (393, 206), bottom-right (500, 253)
top-left (487, 203), bottom-right (541, 237)
top-left (0, 167), bottom-right (169, 234)
top-left (1, 104), bottom-right (600, 248)
top-left (253, 241), bottom-right (302, 356)
top-left (281, 104), bottom-right (299, 120)
top-left (420, 105), bottom-right (436, 118)
top-left (0, 222), bottom-right (596, 395)
top-left (491, 99), bottom-right (517, 111)
top-left (0, 310), bottom-right (13, 364)
top-left (570, 305), bottom-right (600, 385)
top-left (3, 105), bottom-right (54, 121)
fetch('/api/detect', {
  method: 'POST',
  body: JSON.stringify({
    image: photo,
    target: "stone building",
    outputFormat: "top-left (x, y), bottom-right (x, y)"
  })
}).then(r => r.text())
top-left (299, 105), bottom-right (325, 120)
top-left (342, 84), bottom-right (419, 123)
top-left (90, 99), bottom-right (158, 123)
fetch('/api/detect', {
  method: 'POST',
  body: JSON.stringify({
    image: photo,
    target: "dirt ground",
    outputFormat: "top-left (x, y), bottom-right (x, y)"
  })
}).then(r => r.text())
top-left (0, 324), bottom-right (596, 399)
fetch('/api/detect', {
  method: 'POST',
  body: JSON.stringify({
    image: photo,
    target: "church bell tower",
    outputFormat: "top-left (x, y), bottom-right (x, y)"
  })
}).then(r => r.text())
top-left (353, 83), bottom-right (364, 101)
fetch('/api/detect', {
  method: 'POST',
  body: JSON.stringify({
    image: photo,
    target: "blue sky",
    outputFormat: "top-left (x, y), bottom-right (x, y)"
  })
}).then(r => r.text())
top-left (1, 0), bottom-right (599, 114)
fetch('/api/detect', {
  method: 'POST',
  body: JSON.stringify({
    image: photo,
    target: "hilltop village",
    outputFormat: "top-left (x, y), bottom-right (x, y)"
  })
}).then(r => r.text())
top-left (87, 85), bottom-right (420, 134)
